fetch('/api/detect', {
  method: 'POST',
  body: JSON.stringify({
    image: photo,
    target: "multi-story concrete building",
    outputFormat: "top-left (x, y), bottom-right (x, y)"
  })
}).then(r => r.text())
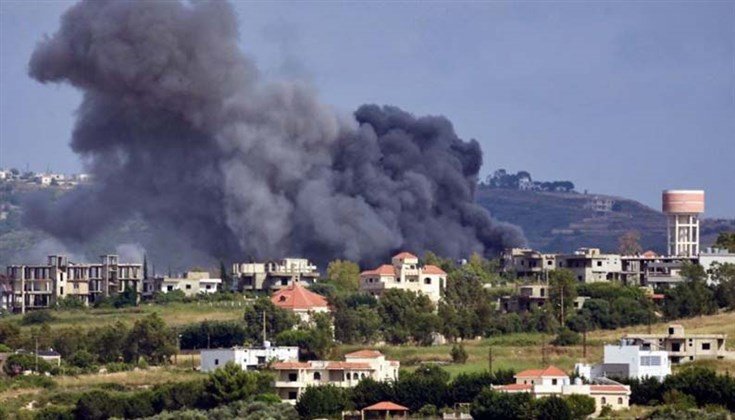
top-left (494, 365), bottom-right (631, 415)
top-left (623, 324), bottom-right (732, 365)
top-left (232, 258), bottom-right (319, 292)
top-left (6, 255), bottom-right (142, 312)
top-left (143, 270), bottom-right (222, 298)
top-left (575, 340), bottom-right (671, 382)
top-left (200, 342), bottom-right (299, 372)
top-left (359, 252), bottom-right (446, 303)
top-left (501, 248), bottom-right (557, 280)
top-left (272, 350), bottom-right (399, 403)
top-left (556, 248), bottom-right (622, 283)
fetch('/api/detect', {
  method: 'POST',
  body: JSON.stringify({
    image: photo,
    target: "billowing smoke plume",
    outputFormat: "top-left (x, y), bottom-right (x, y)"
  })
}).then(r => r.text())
top-left (26, 0), bottom-right (524, 266)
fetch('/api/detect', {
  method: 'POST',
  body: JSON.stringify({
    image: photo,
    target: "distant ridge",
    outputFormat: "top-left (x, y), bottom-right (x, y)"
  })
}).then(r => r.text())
top-left (476, 187), bottom-right (734, 254)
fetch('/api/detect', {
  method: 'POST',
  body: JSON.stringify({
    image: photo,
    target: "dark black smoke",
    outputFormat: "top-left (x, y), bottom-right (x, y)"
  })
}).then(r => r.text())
top-left (26, 0), bottom-right (524, 266)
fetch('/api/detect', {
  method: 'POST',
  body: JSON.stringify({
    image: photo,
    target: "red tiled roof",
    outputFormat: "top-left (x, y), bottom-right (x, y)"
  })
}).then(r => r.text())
top-left (271, 283), bottom-right (328, 311)
top-left (651, 294), bottom-right (665, 300)
top-left (272, 361), bottom-right (311, 369)
top-left (642, 250), bottom-right (657, 258)
top-left (326, 362), bottom-right (372, 370)
top-left (360, 264), bottom-right (395, 277)
top-left (363, 401), bottom-right (409, 412)
top-left (422, 265), bottom-right (446, 275)
top-left (345, 350), bottom-right (384, 359)
top-left (516, 365), bottom-right (567, 378)
top-left (393, 252), bottom-right (418, 260)
top-left (495, 384), bottom-right (533, 391)
top-left (590, 385), bottom-right (630, 394)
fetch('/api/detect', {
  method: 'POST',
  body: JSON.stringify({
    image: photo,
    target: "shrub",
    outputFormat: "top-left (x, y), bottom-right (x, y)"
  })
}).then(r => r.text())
top-left (471, 389), bottom-right (533, 419)
top-left (565, 394), bottom-right (595, 419)
top-left (55, 296), bottom-right (85, 311)
top-left (534, 396), bottom-right (572, 420)
top-left (551, 328), bottom-right (581, 346)
top-left (2, 353), bottom-right (52, 376)
top-left (34, 405), bottom-right (74, 420)
top-left (295, 385), bottom-right (351, 419)
top-left (68, 350), bottom-right (96, 369)
top-left (450, 343), bottom-right (468, 364)
top-left (21, 311), bottom-right (55, 325)
top-left (417, 404), bottom-right (438, 417)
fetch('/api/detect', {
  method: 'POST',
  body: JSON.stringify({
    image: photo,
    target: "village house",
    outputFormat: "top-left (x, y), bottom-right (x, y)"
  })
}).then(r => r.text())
top-left (232, 258), bottom-right (319, 291)
top-left (493, 365), bottom-right (631, 415)
top-left (576, 340), bottom-right (671, 382)
top-left (272, 350), bottom-right (399, 403)
top-left (359, 252), bottom-right (446, 303)
top-left (6, 255), bottom-right (142, 312)
top-left (271, 282), bottom-right (330, 324)
top-left (623, 324), bottom-right (732, 365)
top-left (200, 342), bottom-right (299, 372)
top-left (142, 270), bottom-right (222, 298)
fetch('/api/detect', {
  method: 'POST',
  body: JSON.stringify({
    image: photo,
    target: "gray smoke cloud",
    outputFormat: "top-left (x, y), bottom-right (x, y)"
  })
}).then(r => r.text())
top-left (25, 0), bottom-right (524, 266)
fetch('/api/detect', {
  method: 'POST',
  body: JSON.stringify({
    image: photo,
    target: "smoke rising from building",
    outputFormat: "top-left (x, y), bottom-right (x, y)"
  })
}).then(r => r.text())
top-left (25, 0), bottom-right (524, 266)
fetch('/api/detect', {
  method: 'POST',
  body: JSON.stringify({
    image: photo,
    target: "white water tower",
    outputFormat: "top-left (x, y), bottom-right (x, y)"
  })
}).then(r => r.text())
top-left (662, 190), bottom-right (705, 257)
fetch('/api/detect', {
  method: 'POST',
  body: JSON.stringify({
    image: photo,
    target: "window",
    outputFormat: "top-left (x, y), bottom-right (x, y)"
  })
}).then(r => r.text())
top-left (185, 284), bottom-right (192, 290)
top-left (540, 289), bottom-right (545, 297)
top-left (618, 397), bottom-right (623, 404)
top-left (167, 285), bottom-right (173, 291)
top-left (597, 261), bottom-right (602, 267)
top-left (346, 373), bottom-right (351, 380)
top-left (313, 372), bottom-right (321, 381)
top-left (281, 279), bottom-right (288, 286)
top-left (288, 373), bottom-right (297, 381)
top-left (702, 343), bottom-right (711, 350)
top-left (206, 285), bottom-right (211, 289)
top-left (552, 379), bottom-right (558, 385)
top-left (424, 278), bottom-right (431, 285)
top-left (288, 391), bottom-right (297, 400)
top-left (547, 260), bottom-right (553, 266)
top-left (60, 287), bottom-right (64, 295)
top-left (601, 397), bottom-right (606, 405)
top-left (214, 359), bottom-right (219, 366)
top-left (669, 327), bottom-right (674, 335)
top-left (641, 356), bottom-right (661, 366)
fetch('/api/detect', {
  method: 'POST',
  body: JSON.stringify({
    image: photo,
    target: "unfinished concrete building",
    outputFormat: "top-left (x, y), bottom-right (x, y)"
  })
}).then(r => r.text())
top-left (231, 258), bottom-right (319, 292)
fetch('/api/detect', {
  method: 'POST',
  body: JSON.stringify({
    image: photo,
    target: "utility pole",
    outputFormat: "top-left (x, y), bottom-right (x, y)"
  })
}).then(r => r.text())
top-left (560, 284), bottom-right (565, 326)
top-left (262, 311), bottom-right (267, 345)
top-left (35, 336), bottom-right (39, 374)
top-left (207, 332), bottom-right (211, 349)
top-left (583, 329), bottom-right (587, 359)
top-left (176, 334), bottom-right (181, 366)
top-left (488, 347), bottom-right (493, 372)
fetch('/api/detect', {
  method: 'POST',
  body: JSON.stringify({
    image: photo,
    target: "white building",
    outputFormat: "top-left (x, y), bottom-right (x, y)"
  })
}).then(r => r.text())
top-left (360, 252), bottom-right (446, 303)
top-left (557, 248), bottom-right (622, 283)
top-left (494, 365), bottom-right (631, 415)
top-left (272, 350), bottom-right (399, 403)
top-left (200, 342), bottom-right (299, 372)
top-left (575, 340), bottom-right (671, 382)
top-left (232, 258), bottom-right (319, 291)
top-left (143, 270), bottom-right (222, 298)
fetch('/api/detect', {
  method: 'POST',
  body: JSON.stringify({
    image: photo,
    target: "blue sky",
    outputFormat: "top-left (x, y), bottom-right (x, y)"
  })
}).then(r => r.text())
top-left (1, 1), bottom-right (733, 217)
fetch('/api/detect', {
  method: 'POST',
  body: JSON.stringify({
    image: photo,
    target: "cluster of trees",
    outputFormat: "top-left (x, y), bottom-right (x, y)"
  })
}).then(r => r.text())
top-left (471, 391), bottom-right (595, 420)
top-left (0, 313), bottom-right (176, 374)
top-left (30, 363), bottom-right (278, 420)
top-left (663, 262), bottom-right (735, 318)
top-left (482, 169), bottom-right (575, 192)
top-left (624, 365), bottom-right (735, 413)
top-left (296, 366), bottom-right (517, 419)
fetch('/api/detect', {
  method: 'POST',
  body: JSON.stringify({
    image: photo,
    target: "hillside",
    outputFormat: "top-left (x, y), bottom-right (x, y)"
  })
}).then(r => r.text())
top-left (476, 187), bottom-right (734, 254)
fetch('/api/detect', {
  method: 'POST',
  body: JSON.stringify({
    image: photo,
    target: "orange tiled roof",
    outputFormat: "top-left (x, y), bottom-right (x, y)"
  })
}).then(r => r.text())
top-left (345, 350), bottom-right (384, 359)
top-left (422, 264), bottom-right (446, 275)
top-left (363, 401), bottom-right (409, 412)
top-left (360, 264), bottom-right (395, 277)
top-left (590, 385), bottom-right (630, 394)
top-left (272, 361), bottom-right (311, 369)
top-left (495, 384), bottom-right (533, 391)
top-left (516, 365), bottom-right (567, 378)
top-left (271, 282), bottom-right (328, 311)
top-left (326, 361), bottom-right (372, 370)
top-left (642, 250), bottom-right (658, 258)
top-left (393, 252), bottom-right (418, 260)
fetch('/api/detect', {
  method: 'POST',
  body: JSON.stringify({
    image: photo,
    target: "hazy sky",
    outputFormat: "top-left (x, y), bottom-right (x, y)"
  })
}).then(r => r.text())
top-left (1, 1), bottom-right (733, 217)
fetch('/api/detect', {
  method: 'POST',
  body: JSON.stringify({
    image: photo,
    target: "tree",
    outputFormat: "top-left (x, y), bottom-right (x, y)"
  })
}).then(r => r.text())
top-left (618, 230), bottom-right (643, 255)
top-left (565, 394), bottom-right (595, 419)
top-left (534, 396), bottom-right (572, 420)
top-left (205, 362), bottom-right (259, 405)
top-left (393, 365), bottom-right (449, 411)
top-left (470, 389), bottom-right (533, 420)
top-left (351, 378), bottom-right (395, 409)
top-left (714, 232), bottom-right (735, 253)
top-left (219, 260), bottom-right (230, 292)
top-left (451, 343), bottom-right (468, 364)
top-left (295, 385), bottom-right (351, 419)
top-left (243, 298), bottom-right (297, 345)
top-left (551, 327), bottom-right (581, 346)
top-left (663, 264), bottom-right (716, 319)
top-left (2, 353), bottom-right (52, 376)
top-left (179, 321), bottom-right (246, 350)
top-left (326, 260), bottom-right (360, 292)
top-left (548, 269), bottom-right (577, 325)
top-left (89, 321), bottom-right (129, 363)
top-left (712, 263), bottom-right (735, 309)
top-left (377, 289), bottom-right (438, 345)
top-left (448, 371), bottom-right (495, 405)
top-left (124, 313), bottom-right (176, 364)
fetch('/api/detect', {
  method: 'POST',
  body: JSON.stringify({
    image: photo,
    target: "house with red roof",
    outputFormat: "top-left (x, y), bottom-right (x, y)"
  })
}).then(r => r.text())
top-left (271, 282), bottom-right (330, 324)
top-left (359, 252), bottom-right (446, 303)
top-left (271, 350), bottom-right (399, 403)
top-left (494, 365), bottom-right (630, 415)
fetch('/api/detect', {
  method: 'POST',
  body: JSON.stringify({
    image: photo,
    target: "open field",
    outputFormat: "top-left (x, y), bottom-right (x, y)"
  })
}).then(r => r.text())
top-left (2, 301), bottom-right (246, 331)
